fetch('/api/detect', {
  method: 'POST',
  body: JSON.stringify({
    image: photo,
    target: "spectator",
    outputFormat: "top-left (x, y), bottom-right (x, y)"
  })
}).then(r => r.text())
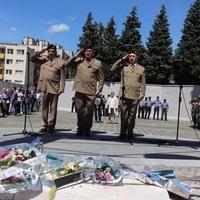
top-left (94, 95), bottom-right (102, 122)
top-left (35, 89), bottom-right (41, 112)
top-left (161, 99), bottom-right (169, 121)
top-left (153, 96), bottom-right (161, 120)
top-left (10, 87), bottom-right (18, 116)
top-left (145, 96), bottom-right (153, 119)
top-left (71, 96), bottom-right (76, 113)
top-left (106, 92), bottom-right (119, 124)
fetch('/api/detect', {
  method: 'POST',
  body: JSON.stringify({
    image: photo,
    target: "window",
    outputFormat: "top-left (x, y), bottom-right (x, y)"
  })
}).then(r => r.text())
top-left (15, 70), bottom-right (23, 75)
top-left (16, 60), bottom-right (24, 64)
top-left (6, 59), bottom-right (13, 64)
top-left (17, 49), bottom-right (24, 55)
top-left (0, 48), bottom-right (5, 53)
top-left (5, 80), bottom-right (11, 82)
top-left (6, 69), bottom-right (12, 74)
top-left (14, 80), bottom-right (22, 84)
top-left (7, 49), bottom-right (14, 54)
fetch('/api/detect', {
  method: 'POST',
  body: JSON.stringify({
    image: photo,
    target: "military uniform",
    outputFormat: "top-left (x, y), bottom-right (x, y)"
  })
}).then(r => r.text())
top-left (30, 54), bottom-right (66, 132)
top-left (67, 56), bottom-right (104, 135)
top-left (111, 58), bottom-right (146, 139)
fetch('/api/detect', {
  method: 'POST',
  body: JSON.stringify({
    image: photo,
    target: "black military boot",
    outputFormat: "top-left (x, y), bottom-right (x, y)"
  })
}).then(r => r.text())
top-left (76, 128), bottom-right (84, 136)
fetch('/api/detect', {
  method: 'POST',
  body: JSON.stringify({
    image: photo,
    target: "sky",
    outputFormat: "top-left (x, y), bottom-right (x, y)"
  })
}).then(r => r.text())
top-left (0, 0), bottom-right (195, 51)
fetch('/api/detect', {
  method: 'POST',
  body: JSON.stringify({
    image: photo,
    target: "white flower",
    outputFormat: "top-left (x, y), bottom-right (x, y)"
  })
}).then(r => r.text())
top-left (11, 155), bottom-right (17, 161)
top-left (67, 162), bottom-right (76, 170)
top-left (17, 149), bottom-right (23, 155)
top-left (23, 150), bottom-right (30, 158)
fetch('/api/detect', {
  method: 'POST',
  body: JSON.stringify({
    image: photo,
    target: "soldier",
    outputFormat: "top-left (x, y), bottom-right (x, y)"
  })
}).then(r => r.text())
top-left (111, 52), bottom-right (146, 140)
top-left (66, 46), bottom-right (104, 136)
top-left (30, 44), bottom-right (66, 134)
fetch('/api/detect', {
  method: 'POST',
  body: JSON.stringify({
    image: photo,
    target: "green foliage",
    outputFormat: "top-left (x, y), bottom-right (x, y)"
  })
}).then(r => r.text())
top-left (146, 5), bottom-right (173, 84)
top-left (119, 7), bottom-right (146, 66)
top-left (78, 12), bottom-right (100, 50)
top-left (97, 17), bottom-right (120, 81)
top-left (173, 0), bottom-right (200, 84)
top-left (76, 2), bottom-right (199, 84)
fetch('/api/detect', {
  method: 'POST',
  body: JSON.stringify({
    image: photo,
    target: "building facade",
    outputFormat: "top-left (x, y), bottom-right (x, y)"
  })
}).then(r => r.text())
top-left (0, 37), bottom-right (73, 86)
top-left (0, 44), bottom-right (34, 85)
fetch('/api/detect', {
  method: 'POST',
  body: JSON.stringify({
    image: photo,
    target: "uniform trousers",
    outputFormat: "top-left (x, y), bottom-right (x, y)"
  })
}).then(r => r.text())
top-left (120, 98), bottom-right (138, 138)
top-left (161, 108), bottom-right (168, 120)
top-left (41, 92), bottom-right (59, 130)
top-left (75, 92), bottom-right (95, 133)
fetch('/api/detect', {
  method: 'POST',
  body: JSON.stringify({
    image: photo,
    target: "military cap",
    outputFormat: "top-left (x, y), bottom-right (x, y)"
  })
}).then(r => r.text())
top-left (47, 44), bottom-right (57, 52)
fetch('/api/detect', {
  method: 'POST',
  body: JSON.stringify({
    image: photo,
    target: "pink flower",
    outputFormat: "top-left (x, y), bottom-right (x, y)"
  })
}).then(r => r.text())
top-left (0, 148), bottom-right (11, 160)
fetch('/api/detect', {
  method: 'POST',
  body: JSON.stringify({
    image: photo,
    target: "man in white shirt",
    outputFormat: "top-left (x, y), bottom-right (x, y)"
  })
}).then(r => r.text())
top-left (145, 96), bottom-right (153, 119)
top-left (153, 96), bottom-right (161, 120)
top-left (106, 92), bottom-right (119, 123)
top-left (161, 99), bottom-right (169, 121)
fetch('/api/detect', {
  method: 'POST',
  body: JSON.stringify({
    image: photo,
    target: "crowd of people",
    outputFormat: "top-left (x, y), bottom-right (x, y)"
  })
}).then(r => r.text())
top-left (0, 87), bottom-right (41, 117)
top-left (138, 96), bottom-right (169, 121)
top-left (71, 94), bottom-right (170, 123)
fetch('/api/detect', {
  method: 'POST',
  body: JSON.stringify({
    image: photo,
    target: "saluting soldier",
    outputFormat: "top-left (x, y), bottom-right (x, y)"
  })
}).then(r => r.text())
top-left (66, 46), bottom-right (104, 136)
top-left (30, 44), bottom-right (66, 134)
top-left (111, 52), bottom-right (146, 140)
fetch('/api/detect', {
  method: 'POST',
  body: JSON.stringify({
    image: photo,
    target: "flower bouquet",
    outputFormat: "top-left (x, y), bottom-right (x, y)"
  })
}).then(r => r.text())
top-left (0, 166), bottom-right (42, 192)
top-left (0, 138), bottom-right (45, 193)
top-left (0, 147), bottom-right (36, 169)
top-left (44, 154), bottom-right (85, 188)
top-left (77, 156), bottom-right (123, 185)
top-left (92, 156), bottom-right (123, 185)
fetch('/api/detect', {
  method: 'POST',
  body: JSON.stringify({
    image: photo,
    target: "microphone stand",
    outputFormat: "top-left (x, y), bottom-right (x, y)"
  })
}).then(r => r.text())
top-left (175, 84), bottom-right (183, 143)
top-left (121, 59), bottom-right (125, 102)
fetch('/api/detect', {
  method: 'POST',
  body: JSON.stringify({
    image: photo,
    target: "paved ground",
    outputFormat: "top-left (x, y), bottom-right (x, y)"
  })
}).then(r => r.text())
top-left (0, 111), bottom-right (200, 199)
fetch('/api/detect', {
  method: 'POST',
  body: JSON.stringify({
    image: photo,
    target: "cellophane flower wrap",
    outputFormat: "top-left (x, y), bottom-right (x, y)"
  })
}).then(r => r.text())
top-left (78, 155), bottom-right (123, 185)
top-left (0, 137), bottom-right (46, 193)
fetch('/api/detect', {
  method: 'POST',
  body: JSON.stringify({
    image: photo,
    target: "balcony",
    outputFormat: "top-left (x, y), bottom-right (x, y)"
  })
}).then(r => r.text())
top-left (0, 74), bottom-right (4, 80)
top-left (0, 64), bottom-right (4, 68)
top-left (0, 53), bottom-right (5, 59)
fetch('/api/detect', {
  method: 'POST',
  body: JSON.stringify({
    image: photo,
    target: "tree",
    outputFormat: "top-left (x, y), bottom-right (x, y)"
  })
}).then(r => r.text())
top-left (173, 0), bottom-right (200, 84)
top-left (146, 5), bottom-right (173, 84)
top-left (97, 17), bottom-right (119, 81)
top-left (119, 7), bottom-right (146, 65)
top-left (78, 12), bottom-right (99, 50)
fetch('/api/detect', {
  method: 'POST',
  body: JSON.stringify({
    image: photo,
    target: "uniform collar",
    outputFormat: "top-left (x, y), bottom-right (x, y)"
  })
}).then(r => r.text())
top-left (83, 58), bottom-right (94, 68)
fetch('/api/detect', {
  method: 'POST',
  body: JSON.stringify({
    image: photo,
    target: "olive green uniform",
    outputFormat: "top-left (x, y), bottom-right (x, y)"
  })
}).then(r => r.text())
top-left (111, 58), bottom-right (146, 139)
top-left (30, 54), bottom-right (66, 131)
top-left (67, 57), bottom-right (104, 135)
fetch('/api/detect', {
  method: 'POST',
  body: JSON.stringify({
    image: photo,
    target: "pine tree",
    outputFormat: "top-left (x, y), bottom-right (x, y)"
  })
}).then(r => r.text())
top-left (119, 7), bottom-right (146, 65)
top-left (173, 0), bottom-right (200, 84)
top-left (78, 12), bottom-right (99, 51)
top-left (146, 5), bottom-right (173, 84)
top-left (97, 17), bottom-right (119, 81)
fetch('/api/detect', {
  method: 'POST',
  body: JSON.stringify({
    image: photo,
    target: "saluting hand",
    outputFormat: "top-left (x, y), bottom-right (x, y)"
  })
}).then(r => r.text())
top-left (35, 48), bottom-right (47, 55)
top-left (75, 49), bottom-right (84, 58)
top-left (122, 54), bottom-right (129, 61)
